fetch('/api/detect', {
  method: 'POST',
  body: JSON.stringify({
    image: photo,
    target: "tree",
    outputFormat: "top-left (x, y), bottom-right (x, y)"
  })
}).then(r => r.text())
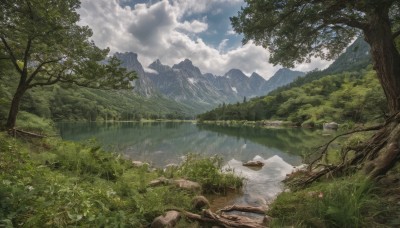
top-left (0, 0), bottom-right (136, 130)
top-left (231, 0), bottom-right (400, 179)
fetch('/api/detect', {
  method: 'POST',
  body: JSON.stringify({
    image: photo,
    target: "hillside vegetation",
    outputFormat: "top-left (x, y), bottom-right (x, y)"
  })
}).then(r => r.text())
top-left (198, 67), bottom-right (386, 128)
top-left (0, 61), bottom-right (195, 126)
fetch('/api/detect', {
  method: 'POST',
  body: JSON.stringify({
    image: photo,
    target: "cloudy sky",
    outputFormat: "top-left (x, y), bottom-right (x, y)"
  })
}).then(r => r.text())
top-left (78, 0), bottom-right (332, 79)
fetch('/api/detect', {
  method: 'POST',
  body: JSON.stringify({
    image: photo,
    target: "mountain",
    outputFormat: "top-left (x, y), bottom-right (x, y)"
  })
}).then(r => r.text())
top-left (269, 37), bottom-right (371, 96)
top-left (262, 68), bottom-right (305, 92)
top-left (147, 59), bottom-right (238, 111)
top-left (198, 38), bottom-right (377, 123)
top-left (114, 52), bottom-right (154, 97)
top-left (115, 54), bottom-right (306, 113)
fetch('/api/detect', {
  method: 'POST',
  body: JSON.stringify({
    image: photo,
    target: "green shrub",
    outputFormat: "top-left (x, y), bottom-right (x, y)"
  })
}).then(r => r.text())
top-left (176, 153), bottom-right (243, 194)
top-left (16, 111), bottom-right (55, 134)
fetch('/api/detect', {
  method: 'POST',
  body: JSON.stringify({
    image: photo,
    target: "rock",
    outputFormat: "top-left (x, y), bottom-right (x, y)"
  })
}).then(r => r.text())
top-left (132, 160), bottom-right (149, 168)
top-left (323, 122), bottom-right (339, 130)
top-left (151, 210), bottom-right (181, 228)
top-left (173, 179), bottom-right (201, 192)
top-left (149, 177), bottom-right (170, 187)
top-left (192, 196), bottom-right (210, 210)
top-left (263, 215), bottom-right (273, 225)
top-left (242, 160), bottom-right (264, 167)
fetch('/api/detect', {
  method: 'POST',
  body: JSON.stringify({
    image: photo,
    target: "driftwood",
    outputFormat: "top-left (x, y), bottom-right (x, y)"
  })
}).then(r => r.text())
top-left (183, 209), bottom-right (266, 228)
top-left (217, 204), bottom-right (266, 215)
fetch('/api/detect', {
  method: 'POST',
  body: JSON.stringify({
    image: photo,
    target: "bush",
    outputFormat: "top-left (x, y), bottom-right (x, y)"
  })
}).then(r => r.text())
top-left (16, 111), bottom-right (55, 134)
top-left (176, 153), bottom-right (243, 194)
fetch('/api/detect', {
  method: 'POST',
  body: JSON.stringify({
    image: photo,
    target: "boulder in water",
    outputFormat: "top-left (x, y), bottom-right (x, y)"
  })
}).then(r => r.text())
top-left (243, 160), bottom-right (264, 167)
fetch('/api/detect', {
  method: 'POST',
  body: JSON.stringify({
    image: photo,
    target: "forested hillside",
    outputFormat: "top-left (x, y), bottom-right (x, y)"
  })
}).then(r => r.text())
top-left (197, 38), bottom-right (385, 127)
top-left (198, 67), bottom-right (386, 127)
top-left (0, 61), bottom-right (196, 126)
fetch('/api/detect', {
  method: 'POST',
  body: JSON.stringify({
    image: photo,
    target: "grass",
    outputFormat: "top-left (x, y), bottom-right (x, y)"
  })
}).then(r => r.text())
top-left (0, 130), bottom-right (243, 227)
top-left (269, 173), bottom-right (400, 228)
top-left (175, 153), bottom-right (244, 194)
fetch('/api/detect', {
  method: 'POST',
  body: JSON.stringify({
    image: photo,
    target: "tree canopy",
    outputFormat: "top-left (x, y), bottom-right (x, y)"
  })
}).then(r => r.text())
top-left (231, 0), bottom-right (400, 180)
top-left (231, 0), bottom-right (400, 67)
top-left (0, 0), bottom-right (136, 129)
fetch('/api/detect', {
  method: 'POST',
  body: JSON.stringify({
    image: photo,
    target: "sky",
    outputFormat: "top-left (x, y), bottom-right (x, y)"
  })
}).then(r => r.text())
top-left (78, 0), bottom-right (333, 79)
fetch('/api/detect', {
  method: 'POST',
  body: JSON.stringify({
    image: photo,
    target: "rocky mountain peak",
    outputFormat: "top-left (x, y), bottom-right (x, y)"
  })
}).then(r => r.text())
top-left (250, 72), bottom-right (264, 81)
top-left (172, 59), bottom-right (202, 76)
top-left (149, 59), bottom-right (171, 73)
top-left (225, 69), bottom-right (247, 80)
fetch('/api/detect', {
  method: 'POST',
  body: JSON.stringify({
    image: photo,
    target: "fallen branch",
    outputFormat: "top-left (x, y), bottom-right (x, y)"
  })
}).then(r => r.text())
top-left (9, 128), bottom-right (47, 138)
top-left (217, 204), bottom-right (266, 215)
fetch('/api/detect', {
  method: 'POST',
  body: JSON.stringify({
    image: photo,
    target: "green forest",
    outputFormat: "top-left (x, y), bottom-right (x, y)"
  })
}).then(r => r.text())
top-left (2, 0), bottom-right (400, 227)
top-left (198, 66), bottom-right (386, 127)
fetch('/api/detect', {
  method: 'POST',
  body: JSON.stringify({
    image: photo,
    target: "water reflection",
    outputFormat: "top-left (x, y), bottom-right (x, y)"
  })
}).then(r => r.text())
top-left (59, 122), bottom-right (315, 167)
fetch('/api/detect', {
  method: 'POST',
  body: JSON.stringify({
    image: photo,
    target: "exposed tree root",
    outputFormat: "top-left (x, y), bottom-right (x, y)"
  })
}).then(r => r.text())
top-left (217, 204), bottom-right (267, 215)
top-left (293, 112), bottom-right (400, 187)
top-left (183, 209), bottom-right (266, 228)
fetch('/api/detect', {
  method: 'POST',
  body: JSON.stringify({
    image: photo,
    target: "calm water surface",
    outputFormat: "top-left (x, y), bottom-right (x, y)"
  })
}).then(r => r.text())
top-left (58, 122), bottom-right (329, 207)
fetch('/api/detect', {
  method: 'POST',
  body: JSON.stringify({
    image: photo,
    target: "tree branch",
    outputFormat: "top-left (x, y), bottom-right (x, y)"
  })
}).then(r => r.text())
top-left (26, 58), bottom-right (63, 85)
top-left (308, 124), bottom-right (384, 171)
top-left (28, 67), bottom-right (66, 88)
top-left (22, 38), bottom-right (32, 75)
top-left (0, 37), bottom-right (23, 74)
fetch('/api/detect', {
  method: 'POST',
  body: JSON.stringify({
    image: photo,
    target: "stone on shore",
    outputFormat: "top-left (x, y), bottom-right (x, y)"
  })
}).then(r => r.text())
top-left (148, 177), bottom-right (170, 187)
top-left (192, 195), bottom-right (210, 210)
top-left (323, 122), bottom-right (339, 130)
top-left (132, 160), bottom-right (149, 168)
top-left (173, 179), bottom-right (201, 192)
top-left (151, 210), bottom-right (181, 228)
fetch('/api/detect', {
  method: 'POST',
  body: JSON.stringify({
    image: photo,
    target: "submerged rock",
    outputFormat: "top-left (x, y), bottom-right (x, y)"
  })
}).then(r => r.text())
top-left (242, 160), bottom-right (264, 167)
top-left (151, 210), bottom-right (181, 228)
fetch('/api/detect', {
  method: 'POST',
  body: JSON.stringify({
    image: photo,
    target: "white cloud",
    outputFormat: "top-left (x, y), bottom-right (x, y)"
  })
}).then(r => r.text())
top-left (217, 39), bottom-right (229, 52)
top-left (177, 20), bottom-right (208, 33)
top-left (78, 0), bottom-right (331, 79)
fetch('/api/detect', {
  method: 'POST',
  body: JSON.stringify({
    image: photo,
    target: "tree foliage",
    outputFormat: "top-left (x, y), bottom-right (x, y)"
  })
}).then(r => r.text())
top-left (0, 0), bottom-right (136, 129)
top-left (232, 0), bottom-right (400, 114)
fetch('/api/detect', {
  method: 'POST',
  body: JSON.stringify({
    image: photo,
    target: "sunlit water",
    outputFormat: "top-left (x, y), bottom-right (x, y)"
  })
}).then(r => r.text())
top-left (58, 122), bottom-right (328, 210)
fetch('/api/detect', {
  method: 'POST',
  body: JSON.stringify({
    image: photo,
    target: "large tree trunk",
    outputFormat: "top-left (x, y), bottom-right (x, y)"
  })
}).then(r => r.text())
top-left (297, 6), bottom-right (400, 185)
top-left (364, 6), bottom-right (400, 115)
top-left (6, 86), bottom-right (27, 130)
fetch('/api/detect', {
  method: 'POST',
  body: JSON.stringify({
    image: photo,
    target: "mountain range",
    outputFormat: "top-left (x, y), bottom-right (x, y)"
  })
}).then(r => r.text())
top-left (115, 53), bottom-right (305, 113)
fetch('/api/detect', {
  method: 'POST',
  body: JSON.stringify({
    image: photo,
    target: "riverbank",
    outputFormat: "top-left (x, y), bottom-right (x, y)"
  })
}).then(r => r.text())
top-left (0, 132), bottom-right (245, 227)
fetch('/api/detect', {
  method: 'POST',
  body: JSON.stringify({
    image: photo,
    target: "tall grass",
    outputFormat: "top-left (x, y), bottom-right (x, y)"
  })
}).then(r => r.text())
top-left (269, 176), bottom-right (379, 228)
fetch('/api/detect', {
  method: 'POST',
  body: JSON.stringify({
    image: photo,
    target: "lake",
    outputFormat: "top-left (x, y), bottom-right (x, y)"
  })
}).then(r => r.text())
top-left (58, 122), bottom-right (329, 208)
